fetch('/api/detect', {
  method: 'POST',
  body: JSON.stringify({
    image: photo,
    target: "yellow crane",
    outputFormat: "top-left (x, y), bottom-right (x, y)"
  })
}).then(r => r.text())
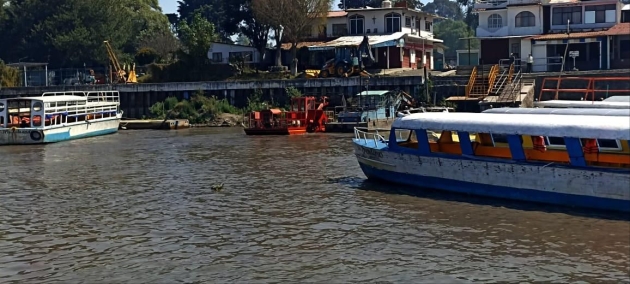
top-left (104, 40), bottom-right (137, 84)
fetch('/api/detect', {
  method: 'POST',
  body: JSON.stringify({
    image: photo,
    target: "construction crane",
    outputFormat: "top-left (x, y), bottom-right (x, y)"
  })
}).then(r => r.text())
top-left (103, 40), bottom-right (137, 84)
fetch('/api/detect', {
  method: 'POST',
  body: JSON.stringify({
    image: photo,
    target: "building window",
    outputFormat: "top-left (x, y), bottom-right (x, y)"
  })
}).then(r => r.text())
top-left (211, 52), bottom-right (223, 63)
top-left (349, 15), bottom-right (364, 35)
top-left (515, 11), bottom-right (535, 27)
top-left (487, 14), bottom-right (503, 29)
top-left (585, 5), bottom-right (616, 24)
top-left (405, 16), bottom-right (411, 27)
top-left (332, 24), bottom-right (347, 36)
top-left (425, 21), bottom-right (432, 31)
top-left (385, 12), bottom-right (401, 33)
top-left (552, 6), bottom-right (582, 25)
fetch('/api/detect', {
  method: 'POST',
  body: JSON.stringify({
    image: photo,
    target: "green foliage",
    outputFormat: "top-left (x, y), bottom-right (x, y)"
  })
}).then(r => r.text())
top-left (0, 60), bottom-right (20, 87)
top-left (149, 92), bottom-right (242, 123)
top-left (177, 12), bottom-right (219, 61)
top-left (433, 20), bottom-right (478, 58)
top-left (422, 0), bottom-right (464, 21)
top-left (177, 0), bottom-right (245, 41)
top-left (0, 0), bottom-right (172, 67)
top-left (285, 87), bottom-right (303, 99)
top-left (135, 47), bottom-right (160, 65)
top-left (244, 88), bottom-right (266, 112)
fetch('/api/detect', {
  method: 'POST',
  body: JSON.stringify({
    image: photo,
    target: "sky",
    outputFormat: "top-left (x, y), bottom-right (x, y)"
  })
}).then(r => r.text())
top-left (157, 0), bottom-right (343, 14)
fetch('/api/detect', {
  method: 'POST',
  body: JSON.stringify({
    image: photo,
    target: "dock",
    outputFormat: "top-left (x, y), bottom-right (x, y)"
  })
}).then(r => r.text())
top-left (119, 119), bottom-right (190, 130)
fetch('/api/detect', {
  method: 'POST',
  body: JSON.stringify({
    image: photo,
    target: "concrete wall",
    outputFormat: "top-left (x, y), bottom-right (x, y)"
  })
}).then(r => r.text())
top-left (1, 76), bottom-right (423, 119)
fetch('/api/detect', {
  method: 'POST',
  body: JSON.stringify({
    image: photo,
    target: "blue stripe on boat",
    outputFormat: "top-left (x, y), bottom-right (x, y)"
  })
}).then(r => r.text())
top-left (43, 128), bottom-right (118, 143)
top-left (358, 161), bottom-right (630, 213)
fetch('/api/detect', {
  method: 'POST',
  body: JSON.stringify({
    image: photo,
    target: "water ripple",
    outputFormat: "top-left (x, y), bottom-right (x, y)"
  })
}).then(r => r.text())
top-left (0, 128), bottom-right (628, 283)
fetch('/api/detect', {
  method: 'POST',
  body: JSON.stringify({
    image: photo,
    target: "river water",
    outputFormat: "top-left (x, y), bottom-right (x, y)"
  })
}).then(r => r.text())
top-left (0, 128), bottom-right (628, 283)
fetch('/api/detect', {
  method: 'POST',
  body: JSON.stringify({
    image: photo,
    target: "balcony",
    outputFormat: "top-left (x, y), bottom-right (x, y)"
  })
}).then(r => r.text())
top-left (507, 0), bottom-right (542, 5)
top-left (476, 26), bottom-right (508, 37)
top-left (474, 0), bottom-right (507, 10)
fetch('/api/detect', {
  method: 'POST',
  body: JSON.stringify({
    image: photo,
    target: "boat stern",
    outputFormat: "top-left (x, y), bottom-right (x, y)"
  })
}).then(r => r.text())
top-left (0, 128), bottom-right (45, 145)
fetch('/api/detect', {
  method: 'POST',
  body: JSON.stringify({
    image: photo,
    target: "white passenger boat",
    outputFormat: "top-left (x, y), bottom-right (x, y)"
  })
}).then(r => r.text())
top-left (353, 112), bottom-right (630, 212)
top-left (0, 91), bottom-right (122, 145)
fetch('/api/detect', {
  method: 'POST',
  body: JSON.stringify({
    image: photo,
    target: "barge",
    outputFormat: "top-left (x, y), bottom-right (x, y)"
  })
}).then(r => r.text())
top-left (243, 96), bottom-right (329, 135)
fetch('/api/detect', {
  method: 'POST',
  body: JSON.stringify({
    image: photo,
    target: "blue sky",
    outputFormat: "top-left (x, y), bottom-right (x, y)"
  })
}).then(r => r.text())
top-left (158, 0), bottom-right (343, 14)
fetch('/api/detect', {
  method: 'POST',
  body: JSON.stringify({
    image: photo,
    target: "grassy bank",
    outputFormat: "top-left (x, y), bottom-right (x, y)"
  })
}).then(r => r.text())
top-left (148, 88), bottom-right (303, 125)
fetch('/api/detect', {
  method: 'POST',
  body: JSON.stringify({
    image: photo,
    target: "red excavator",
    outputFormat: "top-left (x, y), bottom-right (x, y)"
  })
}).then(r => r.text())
top-left (244, 96), bottom-right (329, 135)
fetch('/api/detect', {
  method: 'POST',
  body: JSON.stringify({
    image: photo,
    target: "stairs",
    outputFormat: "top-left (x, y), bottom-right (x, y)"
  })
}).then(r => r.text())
top-left (466, 64), bottom-right (500, 99)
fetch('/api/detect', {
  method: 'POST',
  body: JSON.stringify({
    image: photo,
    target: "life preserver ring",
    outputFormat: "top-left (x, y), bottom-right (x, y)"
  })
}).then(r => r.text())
top-left (30, 131), bottom-right (42, 141)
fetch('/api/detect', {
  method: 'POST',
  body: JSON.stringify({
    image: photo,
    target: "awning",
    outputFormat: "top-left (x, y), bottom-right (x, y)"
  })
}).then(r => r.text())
top-left (308, 32), bottom-right (406, 51)
top-left (605, 22), bottom-right (630, 36)
top-left (530, 30), bottom-right (608, 40)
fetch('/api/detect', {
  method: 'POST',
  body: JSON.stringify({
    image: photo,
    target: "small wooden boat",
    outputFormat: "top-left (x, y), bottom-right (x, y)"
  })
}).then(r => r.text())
top-left (353, 112), bottom-right (630, 212)
top-left (243, 96), bottom-right (329, 135)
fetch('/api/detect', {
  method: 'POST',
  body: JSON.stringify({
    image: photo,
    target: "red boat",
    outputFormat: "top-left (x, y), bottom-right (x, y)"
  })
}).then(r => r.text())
top-left (244, 96), bottom-right (329, 135)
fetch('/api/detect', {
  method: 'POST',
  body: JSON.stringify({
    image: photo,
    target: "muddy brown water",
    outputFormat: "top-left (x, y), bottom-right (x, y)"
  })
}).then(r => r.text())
top-left (0, 128), bottom-right (628, 283)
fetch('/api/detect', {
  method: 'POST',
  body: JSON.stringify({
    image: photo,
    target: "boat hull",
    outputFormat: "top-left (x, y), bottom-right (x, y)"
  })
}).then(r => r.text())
top-left (0, 118), bottom-right (120, 145)
top-left (244, 128), bottom-right (308, 135)
top-left (353, 143), bottom-right (630, 212)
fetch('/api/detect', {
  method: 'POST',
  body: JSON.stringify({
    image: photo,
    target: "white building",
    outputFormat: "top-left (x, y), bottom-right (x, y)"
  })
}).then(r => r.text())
top-left (206, 42), bottom-right (261, 64)
top-left (306, 0), bottom-right (444, 70)
top-left (473, 0), bottom-right (630, 71)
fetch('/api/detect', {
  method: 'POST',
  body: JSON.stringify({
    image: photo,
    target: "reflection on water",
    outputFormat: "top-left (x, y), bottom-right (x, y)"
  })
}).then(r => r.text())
top-left (0, 128), bottom-right (628, 283)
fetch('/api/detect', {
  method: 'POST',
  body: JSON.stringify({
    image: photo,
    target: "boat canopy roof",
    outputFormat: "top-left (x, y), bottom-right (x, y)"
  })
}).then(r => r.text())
top-left (534, 100), bottom-right (630, 109)
top-left (603, 96), bottom-right (630, 103)
top-left (3, 95), bottom-right (88, 102)
top-left (482, 107), bottom-right (630, 116)
top-left (392, 112), bottom-right (630, 140)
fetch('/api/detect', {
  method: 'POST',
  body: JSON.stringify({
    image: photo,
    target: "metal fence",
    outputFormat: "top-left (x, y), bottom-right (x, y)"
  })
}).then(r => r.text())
top-left (16, 67), bottom-right (124, 87)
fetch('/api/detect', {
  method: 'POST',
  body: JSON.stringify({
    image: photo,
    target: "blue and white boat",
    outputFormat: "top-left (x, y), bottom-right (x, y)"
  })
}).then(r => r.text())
top-left (353, 112), bottom-right (630, 212)
top-left (0, 91), bottom-right (122, 145)
top-left (325, 90), bottom-right (415, 133)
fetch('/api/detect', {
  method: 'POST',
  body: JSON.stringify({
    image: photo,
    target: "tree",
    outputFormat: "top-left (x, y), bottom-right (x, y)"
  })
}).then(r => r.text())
top-left (240, 0), bottom-right (270, 71)
top-left (177, 0), bottom-right (244, 42)
top-left (0, 0), bottom-right (171, 67)
top-left (422, 0), bottom-right (463, 21)
top-left (252, 0), bottom-right (288, 67)
top-left (433, 19), bottom-right (478, 58)
top-left (235, 34), bottom-right (251, 46)
top-left (138, 29), bottom-right (181, 63)
top-left (177, 11), bottom-right (219, 62)
top-left (253, 0), bottom-right (331, 74)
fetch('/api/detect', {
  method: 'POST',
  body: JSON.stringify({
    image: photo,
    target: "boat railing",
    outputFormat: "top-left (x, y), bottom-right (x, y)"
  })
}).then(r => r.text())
top-left (42, 91), bottom-right (88, 97)
top-left (354, 127), bottom-right (386, 145)
top-left (354, 127), bottom-right (408, 145)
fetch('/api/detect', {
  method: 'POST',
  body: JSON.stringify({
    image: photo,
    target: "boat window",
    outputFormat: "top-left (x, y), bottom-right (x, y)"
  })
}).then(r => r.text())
top-left (0, 102), bottom-right (4, 112)
top-left (32, 115), bottom-right (42, 126)
top-left (546, 136), bottom-right (565, 147)
top-left (396, 129), bottom-right (418, 149)
top-left (32, 102), bottom-right (43, 112)
top-left (491, 133), bottom-right (509, 146)
top-left (0, 116), bottom-right (4, 125)
top-left (597, 139), bottom-right (621, 150)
